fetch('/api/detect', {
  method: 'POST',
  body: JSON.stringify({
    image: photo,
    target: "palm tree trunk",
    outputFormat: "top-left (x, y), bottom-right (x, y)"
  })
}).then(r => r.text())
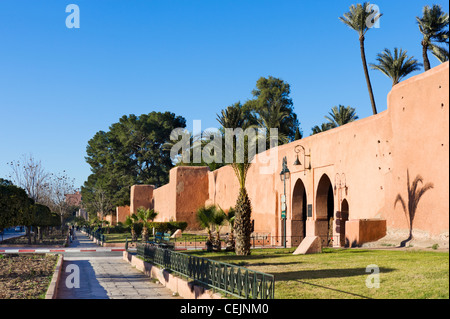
top-left (234, 188), bottom-right (252, 256)
top-left (360, 36), bottom-right (378, 115)
top-left (422, 40), bottom-right (431, 71)
top-left (142, 226), bottom-right (148, 242)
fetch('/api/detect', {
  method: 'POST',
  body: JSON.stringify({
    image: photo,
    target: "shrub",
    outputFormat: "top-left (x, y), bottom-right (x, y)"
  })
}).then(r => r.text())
top-left (146, 221), bottom-right (188, 234)
top-left (168, 221), bottom-right (188, 232)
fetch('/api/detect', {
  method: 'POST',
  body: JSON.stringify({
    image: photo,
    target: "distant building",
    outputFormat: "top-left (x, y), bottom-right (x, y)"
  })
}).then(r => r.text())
top-left (65, 191), bottom-right (82, 207)
top-left (65, 191), bottom-right (88, 220)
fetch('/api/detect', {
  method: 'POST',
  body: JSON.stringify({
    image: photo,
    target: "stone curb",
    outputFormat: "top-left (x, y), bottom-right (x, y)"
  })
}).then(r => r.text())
top-left (45, 254), bottom-right (64, 299)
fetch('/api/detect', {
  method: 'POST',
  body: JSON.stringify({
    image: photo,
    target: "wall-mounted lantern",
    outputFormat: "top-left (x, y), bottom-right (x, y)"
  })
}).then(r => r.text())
top-left (293, 144), bottom-right (311, 175)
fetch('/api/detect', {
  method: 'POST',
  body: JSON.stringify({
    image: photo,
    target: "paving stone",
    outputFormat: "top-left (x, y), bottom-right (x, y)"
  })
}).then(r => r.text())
top-left (56, 231), bottom-right (180, 299)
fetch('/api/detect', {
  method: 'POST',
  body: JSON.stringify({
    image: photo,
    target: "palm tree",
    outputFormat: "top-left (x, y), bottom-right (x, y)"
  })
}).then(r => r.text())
top-left (325, 105), bottom-right (359, 128)
top-left (217, 104), bottom-right (254, 256)
top-left (216, 102), bottom-right (252, 130)
top-left (416, 5), bottom-right (449, 71)
top-left (253, 102), bottom-right (290, 146)
top-left (196, 205), bottom-right (216, 252)
top-left (211, 207), bottom-right (226, 251)
top-left (232, 170), bottom-right (253, 256)
top-left (311, 123), bottom-right (333, 135)
top-left (124, 213), bottom-right (139, 242)
top-left (136, 207), bottom-right (158, 242)
top-left (394, 170), bottom-right (434, 247)
top-left (370, 48), bottom-right (422, 86)
top-left (224, 207), bottom-right (236, 251)
top-left (339, 3), bottom-right (382, 115)
top-left (430, 44), bottom-right (449, 63)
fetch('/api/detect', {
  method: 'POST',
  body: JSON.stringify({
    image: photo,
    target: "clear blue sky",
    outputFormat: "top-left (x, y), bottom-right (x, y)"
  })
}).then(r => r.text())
top-left (0, 0), bottom-right (448, 188)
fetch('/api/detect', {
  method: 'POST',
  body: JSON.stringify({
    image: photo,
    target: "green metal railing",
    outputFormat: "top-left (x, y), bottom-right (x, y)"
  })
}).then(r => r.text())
top-left (136, 243), bottom-right (275, 299)
top-left (83, 227), bottom-right (105, 244)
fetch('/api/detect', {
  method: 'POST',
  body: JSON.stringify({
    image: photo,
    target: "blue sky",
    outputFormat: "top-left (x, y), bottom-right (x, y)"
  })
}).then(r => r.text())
top-left (0, 0), bottom-right (448, 188)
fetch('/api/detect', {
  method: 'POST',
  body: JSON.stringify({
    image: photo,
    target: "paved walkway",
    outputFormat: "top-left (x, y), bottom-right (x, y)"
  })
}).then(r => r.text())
top-left (57, 231), bottom-right (180, 299)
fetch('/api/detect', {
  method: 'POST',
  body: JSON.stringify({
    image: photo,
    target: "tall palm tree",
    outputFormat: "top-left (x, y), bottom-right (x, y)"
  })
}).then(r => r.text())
top-left (370, 48), bottom-right (422, 86)
top-left (325, 105), bottom-right (359, 128)
top-left (416, 5), bottom-right (449, 71)
top-left (339, 2), bottom-right (382, 115)
top-left (217, 103), bottom-right (254, 256)
top-left (394, 170), bottom-right (434, 247)
top-left (430, 44), bottom-right (449, 63)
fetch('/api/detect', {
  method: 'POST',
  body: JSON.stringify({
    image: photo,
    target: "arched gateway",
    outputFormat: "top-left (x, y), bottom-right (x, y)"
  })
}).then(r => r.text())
top-left (291, 178), bottom-right (307, 246)
top-left (316, 174), bottom-right (334, 247)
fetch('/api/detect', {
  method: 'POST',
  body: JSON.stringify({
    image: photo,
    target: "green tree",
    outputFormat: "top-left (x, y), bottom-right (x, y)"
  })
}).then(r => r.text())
top-left (31, 203), bottom-right (52, 244)
top-left (253, 102), bottom-right (290, 145)
top-left (223, 207), bottom-right (236, 251)
top-left (217, 102), bottom-right (254, 130)
top-left (216, 101), bottom-right (256, 256)
top-left (246, 76), bottom-right (300, 143)
top-left (325, 105), bottom-right (359, 128)
top-left (416, 5), bottom-right (449, 71)
top-left (222, 122), bottom-right (254, 256)
top-left (85, 111), bottom-right (186, 207)
top-left (430, 45), bottom-right (449, 63)
top-left (311, 123), bottom-right (333, 135)
top-left (211, 207), bottom-right (226, 252)
top-left (0, 178), bottom-right (13, 187)
top-left (136, 207), bottom-right (158, 242)
top-left (339, 2), bottom-right (382, 115)
top-left (124, 214), bottom-right (139, 242)
top-left (196, 205), bottom-right (216, 252)
top-left (0, 182), bottom-right (30, 231)
top-left (294, 127), bottom-right (302, 140)
top-left (370, 48), bottom-right (422, 86)
top-left (164, 129), bottom-right (225, 171)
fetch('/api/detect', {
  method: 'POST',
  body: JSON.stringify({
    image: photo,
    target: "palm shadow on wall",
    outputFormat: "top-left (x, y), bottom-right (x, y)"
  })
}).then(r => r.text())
top-left (394, 170), bottom-right (434, 247)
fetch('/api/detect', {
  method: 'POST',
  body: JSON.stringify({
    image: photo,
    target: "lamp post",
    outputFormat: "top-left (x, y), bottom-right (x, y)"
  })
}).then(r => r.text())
top-left (279, 156), bottom-right (290, 248)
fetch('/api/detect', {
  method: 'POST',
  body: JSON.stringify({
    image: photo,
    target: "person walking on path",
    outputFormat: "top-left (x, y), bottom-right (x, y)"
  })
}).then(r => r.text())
top-left (69, 227), bottom-right (74, 243)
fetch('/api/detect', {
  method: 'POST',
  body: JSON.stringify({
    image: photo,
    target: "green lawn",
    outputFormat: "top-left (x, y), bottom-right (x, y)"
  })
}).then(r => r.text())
top-left (186, 248), bottom-right (449, 299)
top-left (104, 232), bottom-right (208, 243)
top-left (104, 233), bottom-right (131, 243)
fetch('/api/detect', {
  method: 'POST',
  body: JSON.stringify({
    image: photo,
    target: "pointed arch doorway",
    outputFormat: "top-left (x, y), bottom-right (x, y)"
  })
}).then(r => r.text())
top-left (292, 178), bottom-right (307, 246)
top-left (316, 174), bottom-right (334, 247)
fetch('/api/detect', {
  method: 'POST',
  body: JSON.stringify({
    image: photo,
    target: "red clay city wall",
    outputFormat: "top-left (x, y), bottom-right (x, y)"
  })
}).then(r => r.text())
top-left (116, 205), bottom-right (130, 224)
top-left (130, 185), bottom-right (154, 215)
top-left (129, 62), bottom-right (449, 247)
